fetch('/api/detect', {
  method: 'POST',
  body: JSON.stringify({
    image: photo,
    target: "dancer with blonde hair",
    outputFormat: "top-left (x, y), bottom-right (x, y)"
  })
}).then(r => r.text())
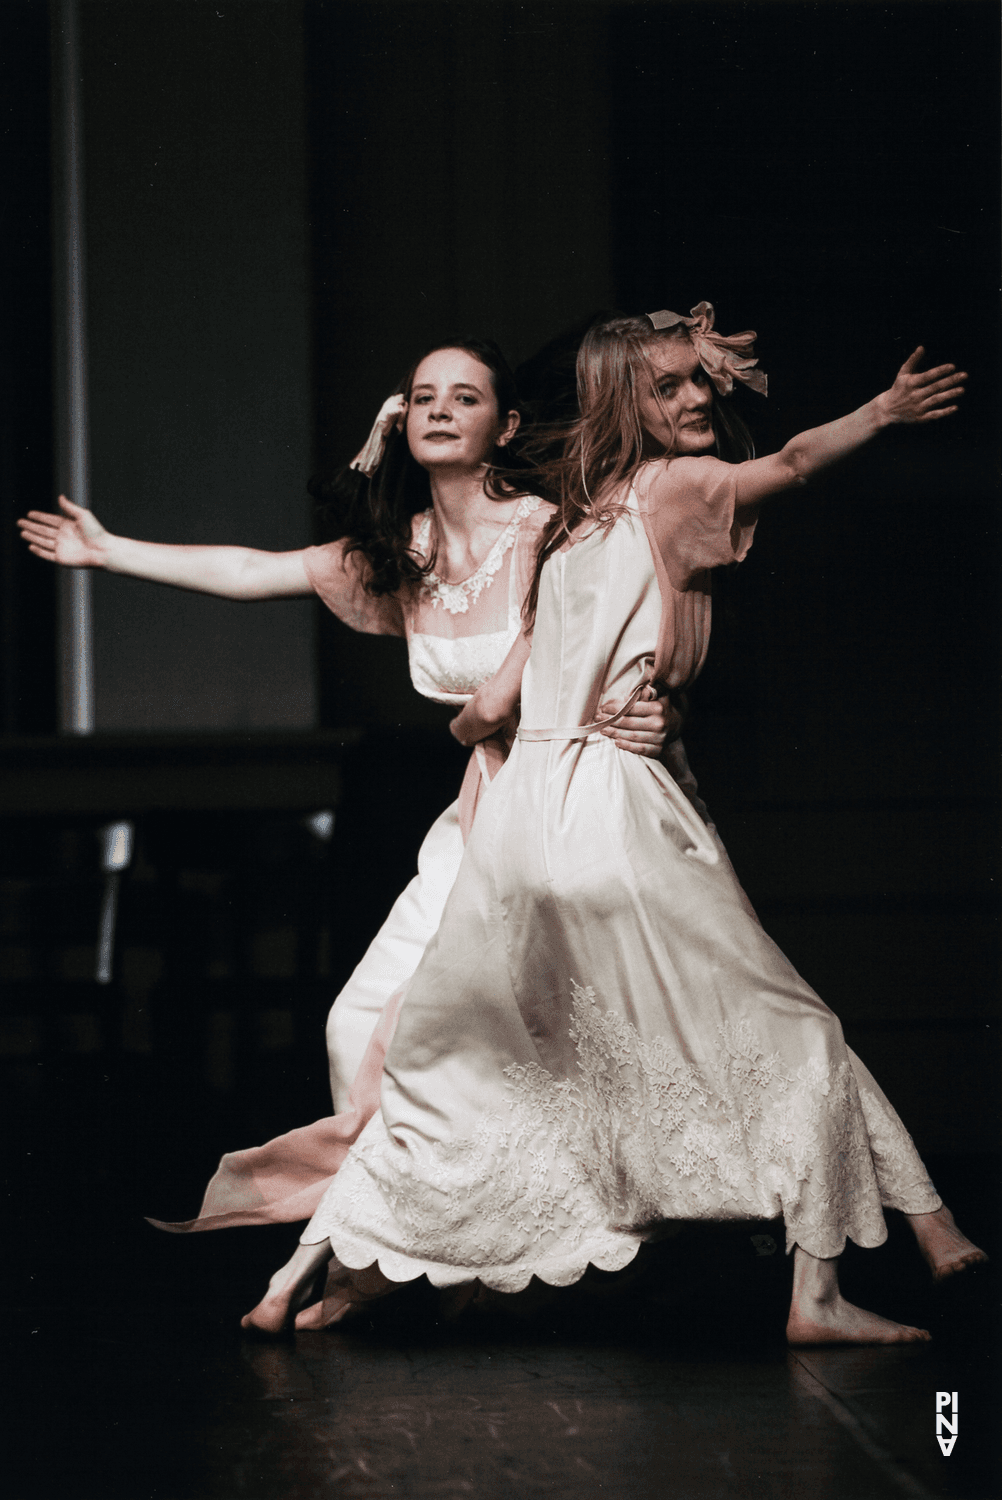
top-left (240, 304), bottom-right (984, 1342)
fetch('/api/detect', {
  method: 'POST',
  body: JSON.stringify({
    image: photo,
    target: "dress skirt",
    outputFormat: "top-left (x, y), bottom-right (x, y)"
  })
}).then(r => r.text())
top-left (301, 735), bottom-right (940, 1290)
top-left (300, 480), bottom-right (941, 1291)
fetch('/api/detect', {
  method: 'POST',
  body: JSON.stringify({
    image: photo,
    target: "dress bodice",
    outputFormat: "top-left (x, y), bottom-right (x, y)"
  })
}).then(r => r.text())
top-left (303, 496), bottom-right (550, 707)
top-left (404, 496), bottom-right (544, 705)
top-left (520, 459), bottom-right (757, 732)
top-left (405, 627), bottom-right (524, 705)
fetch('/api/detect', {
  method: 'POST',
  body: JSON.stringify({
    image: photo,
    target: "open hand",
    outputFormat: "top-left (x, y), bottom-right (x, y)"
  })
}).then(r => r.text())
top-left (599, 684), bottom-right (684, 757)
top-left (878, 348), bottom-right (966, 425)
top-left (17, 495), bottom-right (110, 568)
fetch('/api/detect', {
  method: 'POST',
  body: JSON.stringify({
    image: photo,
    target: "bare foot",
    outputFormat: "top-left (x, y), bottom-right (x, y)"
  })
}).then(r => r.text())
top-left (787, 1297), bottom-right (931, 1346)
top-left (293, 1292), bottom-right (361, 1330)
top-left (907, 1205), bottom-right (989, 1283)
top-left (240, 1240), bottom-right (333, 1334)
top-left (240, 1286), bottom-right (298, 1335)
top-left (788, 1244), bottom-right (930, 1346)
top-left (292, 1259), bottom-right (398, 1331)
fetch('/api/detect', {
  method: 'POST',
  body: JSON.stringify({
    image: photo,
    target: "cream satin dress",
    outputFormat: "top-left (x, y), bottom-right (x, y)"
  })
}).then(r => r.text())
top-left (303, 496), bottom-right (551, 1111)
top-left (301, 456), bottom-right (941, 1289)
top-left (156, 499), bottom-right (564, 1235)
top-left (152, 491), bottom-right (721, 1239)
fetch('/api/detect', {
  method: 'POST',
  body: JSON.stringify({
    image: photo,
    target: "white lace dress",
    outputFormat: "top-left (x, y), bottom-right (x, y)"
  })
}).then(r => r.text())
top-left (301, 457), bottom-right (941, 1287)
top-left (303, 497), bottom-right (551, 1110)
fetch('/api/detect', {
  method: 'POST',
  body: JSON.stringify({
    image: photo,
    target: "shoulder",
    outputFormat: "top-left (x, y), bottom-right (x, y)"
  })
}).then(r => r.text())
top-left (302, 539), bottom-right (406, 635)
top-left (510, 497), bottom-right (556, 567)
top-left (634, 455), bottom-right (736, 508)
top-left (633, 452), bottom-right (755, 581)
top-left (303, 537), bottom-right (382, 590)
top-left (515, 494), bottom-right (556, 537)
top-left (302, 537), bottom-right (351, 584)
top-left (636, 454), bottom-right (734, 490)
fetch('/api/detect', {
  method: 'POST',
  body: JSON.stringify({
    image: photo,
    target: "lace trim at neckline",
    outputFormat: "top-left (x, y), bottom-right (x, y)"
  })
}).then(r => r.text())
top-left (416, 496), bottom-right (541, 614)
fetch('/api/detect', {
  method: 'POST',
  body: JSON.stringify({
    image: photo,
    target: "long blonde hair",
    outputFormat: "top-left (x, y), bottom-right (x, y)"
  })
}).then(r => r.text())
top-left (518, 315), bottom-right (753, 625)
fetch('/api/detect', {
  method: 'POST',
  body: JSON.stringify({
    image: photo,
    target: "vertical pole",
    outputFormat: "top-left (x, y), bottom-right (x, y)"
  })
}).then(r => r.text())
top-left (51, 0), bottom-right (94, 734)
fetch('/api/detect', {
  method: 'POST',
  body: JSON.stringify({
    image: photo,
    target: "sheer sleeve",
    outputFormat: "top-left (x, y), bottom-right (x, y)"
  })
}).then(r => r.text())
top-left (509, 498), bottom-right (554, 619)
top-left (302, 541), bottom-right (405, 636)
top-left (637, 456), bottom-right (758, 592)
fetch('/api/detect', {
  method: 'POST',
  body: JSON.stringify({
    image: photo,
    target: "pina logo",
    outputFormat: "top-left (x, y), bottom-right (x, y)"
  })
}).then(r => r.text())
top-left (936, 1391), bottom-right (958, 1456)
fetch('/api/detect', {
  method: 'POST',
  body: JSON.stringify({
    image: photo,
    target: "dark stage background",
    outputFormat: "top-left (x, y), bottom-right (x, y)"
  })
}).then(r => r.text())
top-left (0, 3), bottom-right (999, 1496)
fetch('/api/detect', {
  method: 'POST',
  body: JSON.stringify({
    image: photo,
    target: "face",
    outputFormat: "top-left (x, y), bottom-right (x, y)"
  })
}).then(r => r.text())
top-left (405, 348), bottom-right (519, 471)
top-left (636, 337), bottom-right (715, 456)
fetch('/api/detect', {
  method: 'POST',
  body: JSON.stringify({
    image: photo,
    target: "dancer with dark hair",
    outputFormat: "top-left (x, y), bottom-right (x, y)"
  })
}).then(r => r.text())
top-left (240, 305), bottom-right (985, 1342)
top-left (19, 336), bottom-right (678, 1318)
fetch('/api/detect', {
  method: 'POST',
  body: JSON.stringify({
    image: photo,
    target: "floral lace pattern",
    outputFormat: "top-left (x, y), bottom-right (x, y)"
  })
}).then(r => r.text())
top-left (306, 980), bottom-right (939, 1288)
top-left (416, 496), bottom-right (542, 614)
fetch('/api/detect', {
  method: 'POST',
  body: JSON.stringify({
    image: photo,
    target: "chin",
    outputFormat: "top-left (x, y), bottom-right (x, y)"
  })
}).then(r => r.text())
top-left (678, 431), bottom-right (714, 455)
top-left (420, 445), bottom-right (465, 464)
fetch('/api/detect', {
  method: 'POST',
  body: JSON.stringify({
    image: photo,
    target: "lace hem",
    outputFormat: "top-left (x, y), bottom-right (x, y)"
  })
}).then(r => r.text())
top-left (302, 980), bottom-right (939, 1285)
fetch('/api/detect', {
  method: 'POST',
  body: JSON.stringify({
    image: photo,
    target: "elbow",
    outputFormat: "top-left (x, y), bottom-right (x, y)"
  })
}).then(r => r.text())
top-left (233, 553), bottom-right (266, 600)
top-left (778, 446), bottom-right (810, 489)
top-left (476, 683), bottom-right (513, 733)
top-left (450, 686), bottom-right (510, 748)
top-left (450, 710), bottom-right (492, 748)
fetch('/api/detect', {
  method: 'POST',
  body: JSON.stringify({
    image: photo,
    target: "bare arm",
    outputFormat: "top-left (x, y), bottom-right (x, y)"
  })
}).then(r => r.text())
top-left (450, 631), bottom-right (531, 747)
top-left (733, 348), bottom-right (966, 512)
top-left (19, 494), bottom-right (313, 599)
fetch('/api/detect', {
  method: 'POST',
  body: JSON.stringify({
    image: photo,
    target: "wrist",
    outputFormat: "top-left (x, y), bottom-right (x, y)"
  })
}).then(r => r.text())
top-left (100, 532), bottom-right (127, 572)
top-left (870, 392), bottom-right (896, 430)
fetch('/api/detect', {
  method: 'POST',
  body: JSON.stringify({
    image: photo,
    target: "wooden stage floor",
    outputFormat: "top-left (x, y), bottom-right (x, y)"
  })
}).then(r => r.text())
top-left (4, 1188), bottom-right (997, 1500)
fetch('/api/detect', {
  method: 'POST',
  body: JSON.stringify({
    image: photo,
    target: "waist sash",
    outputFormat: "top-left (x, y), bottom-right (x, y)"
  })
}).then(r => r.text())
top-left (516, 678), bottom-right (649, 744)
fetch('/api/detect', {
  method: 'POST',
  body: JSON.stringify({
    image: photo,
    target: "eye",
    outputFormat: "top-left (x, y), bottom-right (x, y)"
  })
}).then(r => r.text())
top-left (412, 394), bottom-right (432, 404)
top-left (458, 394), bottom-right (479, 405)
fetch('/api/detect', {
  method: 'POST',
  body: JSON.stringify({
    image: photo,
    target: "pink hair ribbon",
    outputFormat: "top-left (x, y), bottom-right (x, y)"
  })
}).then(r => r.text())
top-left (647, 302), bottom-right (768, 397)
top-left (349, 394), bottom-right (408, 477)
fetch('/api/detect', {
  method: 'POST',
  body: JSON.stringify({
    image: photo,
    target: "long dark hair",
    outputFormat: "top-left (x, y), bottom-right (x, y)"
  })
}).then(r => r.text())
top-left (520, 313), bottom-right (755, 625)
top-left (310, 338), bottom-right (528, 598)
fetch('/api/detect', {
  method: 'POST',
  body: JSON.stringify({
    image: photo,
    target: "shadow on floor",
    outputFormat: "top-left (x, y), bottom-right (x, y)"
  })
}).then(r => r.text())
top-left (3, 1156), bottom-right (997, 1500)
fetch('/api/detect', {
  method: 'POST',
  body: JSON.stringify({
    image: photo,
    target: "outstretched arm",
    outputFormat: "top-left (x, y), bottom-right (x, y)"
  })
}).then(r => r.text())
top-left (450, 631), bottom-right (531, 747)
top-left (18, 494), bottom-right (312, 599)
top-left (733, 348), bottom-right (966, 511)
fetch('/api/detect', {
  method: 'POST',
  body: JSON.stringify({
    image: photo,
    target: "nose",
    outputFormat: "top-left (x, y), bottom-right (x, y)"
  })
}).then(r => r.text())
top-left (429, 402), bottom-right (453, 423)
top-left (686, 378), bottom-right (711, 410)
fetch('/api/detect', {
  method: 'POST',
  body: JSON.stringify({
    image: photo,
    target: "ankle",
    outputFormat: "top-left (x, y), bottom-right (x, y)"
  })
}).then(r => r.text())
top-left (792, 1248), bottom-right (841, 1309)
top-left (797, 1280), bottom-right (839, 1310)
top-left (907, 1204), bottom-right (949, 1228)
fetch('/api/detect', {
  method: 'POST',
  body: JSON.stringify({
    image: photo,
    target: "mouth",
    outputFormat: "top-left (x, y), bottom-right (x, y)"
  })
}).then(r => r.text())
top-left (423, 432), bottom-right (459, 442)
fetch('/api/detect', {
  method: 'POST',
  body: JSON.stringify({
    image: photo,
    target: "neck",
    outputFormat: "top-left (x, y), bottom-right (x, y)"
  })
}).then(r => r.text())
top-left (425, 464), bottom-right (520, 579)
top-left (427, 465), bottom-right (487, 525)
top-left (428, 465), bottom-right (514, 538)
